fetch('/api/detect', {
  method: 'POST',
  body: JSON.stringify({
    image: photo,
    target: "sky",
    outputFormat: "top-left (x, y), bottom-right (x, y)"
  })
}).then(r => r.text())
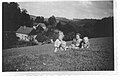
top-left (18, 1), bottom-right (113, 19)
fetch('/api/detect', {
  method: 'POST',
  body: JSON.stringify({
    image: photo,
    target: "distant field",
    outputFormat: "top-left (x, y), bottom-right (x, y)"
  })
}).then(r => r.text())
top-left (2, 37), bottom-right (114, 71)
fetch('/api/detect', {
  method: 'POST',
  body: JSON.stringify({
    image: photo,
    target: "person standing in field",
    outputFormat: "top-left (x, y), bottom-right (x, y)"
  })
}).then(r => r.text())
top-left (54, 31), bottom-right (68, 52)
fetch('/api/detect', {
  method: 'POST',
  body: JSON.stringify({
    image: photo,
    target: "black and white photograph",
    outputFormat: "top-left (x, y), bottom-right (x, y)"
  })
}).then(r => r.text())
top-left (2, 0), bottom-right (114, 72)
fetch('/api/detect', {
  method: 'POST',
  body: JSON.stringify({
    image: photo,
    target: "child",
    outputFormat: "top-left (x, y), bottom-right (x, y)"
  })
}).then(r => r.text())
top-left (54, 31), bottom-right (68, 52)
top-left (81, 37), bottom-right (90, 48)
top-left (70, 33), bottom-right (83, 49)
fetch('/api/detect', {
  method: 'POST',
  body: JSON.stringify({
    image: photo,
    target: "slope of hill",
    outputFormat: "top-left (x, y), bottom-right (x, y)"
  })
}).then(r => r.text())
top-left (3, 37), bottom-right (114, 71)
top-left (30, 15), bottom-right (37, 21)
top-left (56, 17), bottom-right (70, 22)
top-left (30, 15), bottom-right (113, 38)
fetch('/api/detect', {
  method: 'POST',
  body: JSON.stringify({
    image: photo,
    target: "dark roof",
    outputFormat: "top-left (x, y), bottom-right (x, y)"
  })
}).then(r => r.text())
top-left (16, 26), bottom-right (34, 35)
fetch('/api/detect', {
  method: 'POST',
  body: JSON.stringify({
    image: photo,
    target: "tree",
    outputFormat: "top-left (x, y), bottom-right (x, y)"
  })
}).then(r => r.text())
top-left (21, 8), bottom-right (27, 14)
top-left (40, 16), bottom-right (44, 23)
top-left (48, 15), bottom-right (56, 27)
top-left (35, 16), bottom-right (41, 23)
top-left (2, 2), bottom-right (31, 31)
top-left (35, 16), bottom-right (44, 23)
top-left (20, 8), bottom-right (30, 26)
top-left (3, 2), bottom-right (21, 31)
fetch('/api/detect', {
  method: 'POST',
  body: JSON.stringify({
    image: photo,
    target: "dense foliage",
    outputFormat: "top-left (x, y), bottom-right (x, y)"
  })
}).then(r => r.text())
top-left (2, 2), bottom-right (31, 31)
top-left (55, 16), bottom-right (113, 40)
top-left (2, 2), bottom-right (114, 49)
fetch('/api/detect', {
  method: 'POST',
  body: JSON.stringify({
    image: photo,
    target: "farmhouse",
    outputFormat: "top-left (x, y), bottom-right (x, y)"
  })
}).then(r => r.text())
top-left (16, 26), bottom-right (37, 42)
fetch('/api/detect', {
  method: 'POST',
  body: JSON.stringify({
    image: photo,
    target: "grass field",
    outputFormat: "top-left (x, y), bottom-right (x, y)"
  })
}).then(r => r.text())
top-left (2, 37), bottom-right (114, 71)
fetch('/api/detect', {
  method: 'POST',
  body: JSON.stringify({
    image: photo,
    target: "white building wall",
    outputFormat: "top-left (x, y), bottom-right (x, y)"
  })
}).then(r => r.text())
top-left (16, 33), bottom-right (29, 41)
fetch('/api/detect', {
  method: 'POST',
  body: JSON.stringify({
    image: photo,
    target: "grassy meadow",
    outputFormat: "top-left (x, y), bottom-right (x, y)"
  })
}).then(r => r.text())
top-left (2, 37), bottom-right (114, 71)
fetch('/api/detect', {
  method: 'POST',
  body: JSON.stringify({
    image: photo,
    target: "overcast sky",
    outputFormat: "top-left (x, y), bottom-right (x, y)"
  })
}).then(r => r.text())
top-left (18, 1), bottom-right (113, 19)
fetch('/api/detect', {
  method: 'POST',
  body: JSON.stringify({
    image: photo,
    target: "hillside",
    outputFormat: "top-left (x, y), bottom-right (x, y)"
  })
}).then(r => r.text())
top-left (30, 15), bottom-right (37, 21)
top-left (30, 15), bottom-right (113, 39)
top-left (3, 37), bottom-right (114, 71)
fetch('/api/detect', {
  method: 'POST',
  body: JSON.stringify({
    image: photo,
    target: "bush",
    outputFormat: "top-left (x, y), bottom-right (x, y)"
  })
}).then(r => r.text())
top-left (36, 33), bottom-right (49, 42)
top-left (46, 29), bottom-right (59, 41)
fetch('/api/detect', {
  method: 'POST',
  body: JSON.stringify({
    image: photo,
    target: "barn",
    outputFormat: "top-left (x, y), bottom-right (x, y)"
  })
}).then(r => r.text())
top-left (16, 26), bottom-right (37, 42)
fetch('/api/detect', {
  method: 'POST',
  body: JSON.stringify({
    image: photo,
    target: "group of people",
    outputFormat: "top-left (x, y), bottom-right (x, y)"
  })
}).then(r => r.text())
top-left (54, 31), bottom-right (90, 52)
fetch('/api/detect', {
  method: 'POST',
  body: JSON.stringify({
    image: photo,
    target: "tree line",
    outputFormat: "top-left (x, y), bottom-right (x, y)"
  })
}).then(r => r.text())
top-left (2, 2), bottom-right (114, 49)
top-left (2, 2), bottom-right (57, 31)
